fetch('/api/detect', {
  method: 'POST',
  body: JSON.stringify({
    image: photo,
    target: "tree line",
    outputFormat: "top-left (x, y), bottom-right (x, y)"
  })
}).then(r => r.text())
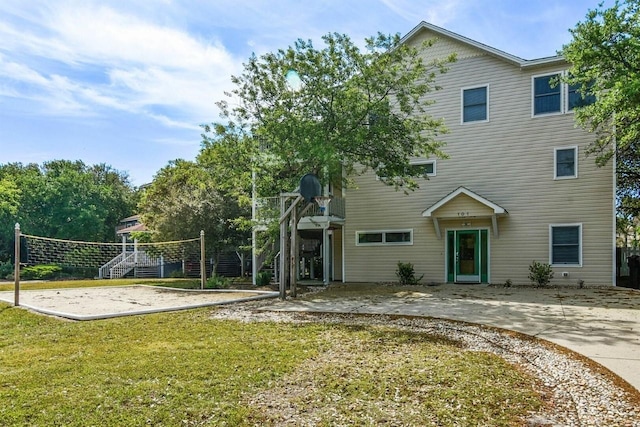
top-left (0, 160), bottom-right (138, 263)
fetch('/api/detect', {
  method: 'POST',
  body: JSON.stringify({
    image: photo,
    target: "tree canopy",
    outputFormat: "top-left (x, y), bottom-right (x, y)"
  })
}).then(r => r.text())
top-left (210, 32), bottom-right (455, 194)
top-left (0, 160), bottom-right (137, 262)
top-left (561, 0), bottom-right (640, 216)
top-left (138, 158), bottom-right (250, 275)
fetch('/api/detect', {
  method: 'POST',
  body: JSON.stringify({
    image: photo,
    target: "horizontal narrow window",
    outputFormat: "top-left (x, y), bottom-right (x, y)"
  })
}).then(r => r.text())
top-left (356, 229), bottom-right (413, 246)
top-left (358, 232), bottom-right (383, 244)
top-left (410, 160), bottom-right (435, 177)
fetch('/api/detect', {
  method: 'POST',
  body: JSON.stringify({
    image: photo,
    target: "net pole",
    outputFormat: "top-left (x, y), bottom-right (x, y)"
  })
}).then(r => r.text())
top-left (14, 223), bottom-right (20, 307)
top-left (200, 230), bottom-right (206, 290)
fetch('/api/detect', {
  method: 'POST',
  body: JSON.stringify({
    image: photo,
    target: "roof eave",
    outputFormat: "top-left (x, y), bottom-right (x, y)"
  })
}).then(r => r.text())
top-left (402, 21), bottom-right (568, 69)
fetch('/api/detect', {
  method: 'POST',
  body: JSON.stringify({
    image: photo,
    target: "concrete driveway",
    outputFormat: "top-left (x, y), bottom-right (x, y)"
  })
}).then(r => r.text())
top-left (265, 283), bottom-right (640, 392)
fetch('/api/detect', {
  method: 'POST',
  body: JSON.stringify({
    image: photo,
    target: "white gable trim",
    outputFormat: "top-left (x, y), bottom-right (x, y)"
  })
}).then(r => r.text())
top-left (422, 187), bottom-right (508, 239)
top-left (401, 21), bottom-right (566, 69)
top-left (422, 187), bottom-right (507, 217)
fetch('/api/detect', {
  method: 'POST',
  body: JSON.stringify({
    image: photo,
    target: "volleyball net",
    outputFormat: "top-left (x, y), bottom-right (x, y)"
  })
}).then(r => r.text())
top-left (11, 224), bottom-right (206, 305)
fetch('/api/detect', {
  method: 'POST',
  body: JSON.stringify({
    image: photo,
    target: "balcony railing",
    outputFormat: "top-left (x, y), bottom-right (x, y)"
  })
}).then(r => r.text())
top-left (255, 196), bottom-right (345, 222)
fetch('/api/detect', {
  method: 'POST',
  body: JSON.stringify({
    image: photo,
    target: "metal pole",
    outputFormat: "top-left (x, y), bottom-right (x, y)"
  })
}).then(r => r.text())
top-left (200, 230), bottom-right (206, 289)
top-left (14, 223), bottom-right (20, 307)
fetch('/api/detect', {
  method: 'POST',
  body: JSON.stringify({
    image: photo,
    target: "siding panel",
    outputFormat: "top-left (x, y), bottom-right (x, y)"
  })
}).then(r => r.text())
top-left (344, 29), bottom-right (614, 285)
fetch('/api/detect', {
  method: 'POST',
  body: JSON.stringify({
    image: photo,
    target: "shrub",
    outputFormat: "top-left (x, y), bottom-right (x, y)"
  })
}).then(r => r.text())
top-left (0, 261), bottom-right (14, 280)
top-left (168, 270), bottom-right (185, 278)
top-left (206, 275), bottom-right (230, 289)
top-left (255, 271), bottom-right (272, 286)
top-left (504, 279), bottom-right (513, 288)
top-left (396, 262), bottom-right (423, 286)
top-left (21, 264), bottom-right (63, 280)
top-left (528, 261), bottom-right (554, 287)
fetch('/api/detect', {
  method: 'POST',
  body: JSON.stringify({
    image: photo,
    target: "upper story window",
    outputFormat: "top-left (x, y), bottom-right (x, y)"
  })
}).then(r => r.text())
top-left (462, 85), bottom-right (488, 123)
top-left (554, 146), bottom-right (578, 179)
top-left (410, 160), bottom-right (436, 177)
top-left (533, 72), bottom-right (596, 116)
top-left (533, 74), bottom-right (561, 115)
top-left (568, 82), bottom-right (596, 110)
top-left (376, 160), bottom-right (436, 183)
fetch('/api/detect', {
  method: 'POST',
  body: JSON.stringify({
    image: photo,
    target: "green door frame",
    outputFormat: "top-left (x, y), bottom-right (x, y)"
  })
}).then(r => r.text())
top-left (447, 229), bottom-right (488, 283)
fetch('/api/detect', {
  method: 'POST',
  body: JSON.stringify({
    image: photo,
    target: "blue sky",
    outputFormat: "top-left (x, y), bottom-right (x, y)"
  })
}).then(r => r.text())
top-left (0, 0), bottom-right (610, 186)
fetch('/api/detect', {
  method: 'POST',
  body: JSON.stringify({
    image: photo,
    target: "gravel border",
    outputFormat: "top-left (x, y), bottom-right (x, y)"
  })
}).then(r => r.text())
top-left (211, 299), bottom-right (640, 427)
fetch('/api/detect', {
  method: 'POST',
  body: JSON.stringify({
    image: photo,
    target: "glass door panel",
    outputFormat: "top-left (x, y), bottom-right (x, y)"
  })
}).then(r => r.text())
top-left (455, 230), bottom-right (480, 283)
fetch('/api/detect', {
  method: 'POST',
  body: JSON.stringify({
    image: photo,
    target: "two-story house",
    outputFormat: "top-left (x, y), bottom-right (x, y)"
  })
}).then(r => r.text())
top-left (340, 22), bottom-right (614, 286)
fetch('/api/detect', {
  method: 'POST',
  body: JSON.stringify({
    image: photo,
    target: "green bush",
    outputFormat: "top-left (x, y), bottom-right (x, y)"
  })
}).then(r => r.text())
top-left (396, 262), bottom-right (423, 285)
top-left (528, 261), bottom-right (554, 287)
top-left (21, 264), bottom-right (63, 280)
top-left (255, 271), bottom-right (272, 286)
top-left (168, 269), bottom-right (185, 278)
top-left (206, 275), bottom-right (230, 289)
top-left (0, 261), bottom-right (14, 280)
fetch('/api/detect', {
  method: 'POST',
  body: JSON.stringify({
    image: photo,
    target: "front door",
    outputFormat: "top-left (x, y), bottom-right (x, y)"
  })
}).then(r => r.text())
top-left (447, 229), bottom-right (488, 283)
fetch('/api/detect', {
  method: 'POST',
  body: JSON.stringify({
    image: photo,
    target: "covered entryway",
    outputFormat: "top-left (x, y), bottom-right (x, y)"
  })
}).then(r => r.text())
top-left (447, 229), bottom-right (489, 283)
top-left (423, 187), bottom-right (508, 284)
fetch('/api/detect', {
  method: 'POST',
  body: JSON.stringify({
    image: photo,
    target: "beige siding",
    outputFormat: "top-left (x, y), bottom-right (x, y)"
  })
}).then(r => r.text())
top-left (344, 28), bottom-right (615, 285)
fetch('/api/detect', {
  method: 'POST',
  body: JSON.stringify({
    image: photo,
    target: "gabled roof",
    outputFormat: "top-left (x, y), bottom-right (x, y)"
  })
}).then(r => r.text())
top-left (116, 223), bottom-right (148, 235)
top-left (422, 186), bottom-right (508, 218)
top-left (119, 214), bottom-right (141, 223)
top-left (401, 21), bottom-right (566, 69)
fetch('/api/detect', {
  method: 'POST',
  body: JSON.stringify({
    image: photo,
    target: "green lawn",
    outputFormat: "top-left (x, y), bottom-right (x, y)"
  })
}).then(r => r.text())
top-left (0, 288), bottom-right (544, 426)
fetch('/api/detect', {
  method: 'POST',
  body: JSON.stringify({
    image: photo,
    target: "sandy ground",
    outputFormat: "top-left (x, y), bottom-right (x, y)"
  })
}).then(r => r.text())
top-left (0, 285), bottom-right (278, 320)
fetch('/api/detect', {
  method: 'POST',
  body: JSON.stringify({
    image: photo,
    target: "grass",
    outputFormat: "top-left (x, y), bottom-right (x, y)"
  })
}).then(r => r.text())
top-left (0, 282), bottom-right (545, 426)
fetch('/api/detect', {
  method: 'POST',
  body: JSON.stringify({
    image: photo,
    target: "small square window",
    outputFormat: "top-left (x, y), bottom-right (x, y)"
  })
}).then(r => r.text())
top-left (462, 86), bottom-right (488, 122)
top-left (534, 74), bottom-right (561, 115)
top-left (555, 147), bottom-right (577, 179)
top-left (550, 225), bottom-right (581, 265)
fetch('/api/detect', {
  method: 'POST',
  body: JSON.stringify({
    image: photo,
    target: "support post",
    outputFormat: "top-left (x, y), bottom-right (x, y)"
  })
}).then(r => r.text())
top-left (323, 226), bottom-right (330, 285)
top-left (200, 230), bottom-right (206, 290)
top-left (290, 203), bottom-right (298, 297)
top-left (251, 170), bottom-right (257, 285)
top-left (14, 223), bottom-right (20, 307)
top-left (279, 196), bottom-right (287, 299)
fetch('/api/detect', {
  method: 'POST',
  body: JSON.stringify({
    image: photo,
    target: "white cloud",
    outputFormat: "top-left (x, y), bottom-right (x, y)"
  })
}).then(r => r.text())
top-left (0, 1), bottom-right (240, 126)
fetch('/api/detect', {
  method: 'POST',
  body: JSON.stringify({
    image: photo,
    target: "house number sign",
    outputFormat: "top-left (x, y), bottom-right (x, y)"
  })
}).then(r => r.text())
top-left (457, 212), bottom-right (470, 217)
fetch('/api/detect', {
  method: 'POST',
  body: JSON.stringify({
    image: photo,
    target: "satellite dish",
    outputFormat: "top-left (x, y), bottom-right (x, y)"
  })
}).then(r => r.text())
top-left (299, 173), bottom-right (321, 203)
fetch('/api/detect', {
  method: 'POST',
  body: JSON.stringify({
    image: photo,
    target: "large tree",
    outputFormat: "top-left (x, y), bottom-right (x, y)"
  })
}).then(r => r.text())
top-left (210, 32), bottom-right (455, 194)
top-left (561, 0), bottom-right (640, 216)
top-left (138, 159), bottom-right (250, 276)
